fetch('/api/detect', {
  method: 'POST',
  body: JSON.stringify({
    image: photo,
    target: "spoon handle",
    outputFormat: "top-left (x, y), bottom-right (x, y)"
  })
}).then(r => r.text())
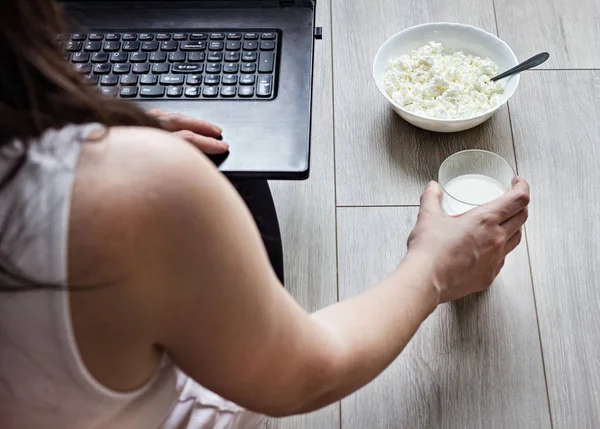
top-left (490, 52), bottom-right (550, 82)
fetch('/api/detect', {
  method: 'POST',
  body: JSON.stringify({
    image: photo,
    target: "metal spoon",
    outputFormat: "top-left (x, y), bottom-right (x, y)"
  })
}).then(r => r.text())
top-left (490, 52), bottom-right (550, 82)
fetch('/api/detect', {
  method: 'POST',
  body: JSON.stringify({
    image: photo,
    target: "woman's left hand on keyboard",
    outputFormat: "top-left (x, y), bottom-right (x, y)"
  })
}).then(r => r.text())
top-left (147, 109), bottom-right (229, 155)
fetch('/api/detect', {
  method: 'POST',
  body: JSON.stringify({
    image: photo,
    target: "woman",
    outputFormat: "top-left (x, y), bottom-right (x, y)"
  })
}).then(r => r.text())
top-left (0, 1), bottom-right (530, 428)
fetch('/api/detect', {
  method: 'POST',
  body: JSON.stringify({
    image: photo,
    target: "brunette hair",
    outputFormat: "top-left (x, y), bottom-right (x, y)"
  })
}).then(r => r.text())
top-left (0, 0), bottom-right (163, 288)
top-left (0, 0), bottom-right (163, 178)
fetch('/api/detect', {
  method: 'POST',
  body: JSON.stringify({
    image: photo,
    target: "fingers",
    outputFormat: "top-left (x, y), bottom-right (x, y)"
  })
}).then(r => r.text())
top-left (165, 114), bottom-right (223, 138)
top-left (504, 229), bottom-right (523, 255)
top-left (173, 130), bottom-right (229, 155)
top-left (148, 110), bottom-right (223, 138)
top-left (501, 207), bottom-right (528, 236)
top-left (477, 177), bottom-right (530, 223)
top-left (418, 181), bottom-right (444, 216)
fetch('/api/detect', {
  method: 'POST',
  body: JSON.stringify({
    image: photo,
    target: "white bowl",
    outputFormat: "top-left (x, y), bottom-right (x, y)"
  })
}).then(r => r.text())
top-left (373, 22), bottom-right (520, 133)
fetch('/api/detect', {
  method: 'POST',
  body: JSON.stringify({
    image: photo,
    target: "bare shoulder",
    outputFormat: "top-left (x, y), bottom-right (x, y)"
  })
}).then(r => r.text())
top-left (67, 125), bottom-right (237, 391)
top-left (70, 125), bottom-right (229, 283)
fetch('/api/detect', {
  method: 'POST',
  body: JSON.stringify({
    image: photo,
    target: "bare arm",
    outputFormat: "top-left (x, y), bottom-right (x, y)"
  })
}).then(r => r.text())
top-left (132, 132), bottom-right (440, 416)
top-left (73, 128), bottom-right (528, 417)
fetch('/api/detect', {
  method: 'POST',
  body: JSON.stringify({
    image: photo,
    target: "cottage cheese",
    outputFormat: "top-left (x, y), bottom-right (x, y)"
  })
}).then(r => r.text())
top-left (383, 42), bottom-right (505, 119)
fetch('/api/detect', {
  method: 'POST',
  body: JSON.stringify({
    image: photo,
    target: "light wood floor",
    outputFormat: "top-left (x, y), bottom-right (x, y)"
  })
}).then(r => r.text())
top-left (267, 0), bottom-right (600, 427)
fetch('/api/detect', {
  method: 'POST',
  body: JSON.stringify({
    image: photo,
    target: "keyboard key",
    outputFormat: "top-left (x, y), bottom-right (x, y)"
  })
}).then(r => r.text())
top-left (172, 63), bottom-right (203, 73)
top-left (93, 63), bottom-right (111, 74)
top-left (113, 64), bottom-right (131, 74)
top-left (243, 41), bottom-right (258, 51)
top-left (152, 63), bottom-right (170, 74)
top-left (100, 86), bottom-right (119, 97)
top-left (156, 33), bottom-right (171, 41)
top-left (183, 74), bottom-right (200, 85)
top-left (227, 33), bottom-right (242, 40)
top-left (141, 41), bottom-right (159, 51)
top-left (181, 41), bottom-right (207, 51)
top-left (91, 52), bottom-right (109, 63)
top-left (244, 33), bottom-right (259, 40)
top-left (141, 86), bottom-right (165, 97)
top-left (257, 75), bottom-right (273, 97)
top-left (258, 52), bottom-right (274, 73)
top-left (240, 74), bottom-right (255, 85)
top-left (72, 52), bottom-right (90, 63)
top-left (210, 33), bottom-right (225, 40)
top-left (123, 33), bottom-right (137, 41)
top-left (83, 74), bottom-right (99, 85)
top-left (100, 75), bottom-right (119, 86)
top-left (207, 52), bottom-right (223, 62)
top-left (260, 40), bottom-right (275, 51)
top-left (221, 86), bottom-right (236, 97)
top-left (71, 33), bottom-right (87, 41)
top-left (204, 74), bottom-right (220, 85)
top-left (209, 41), bottom-right (224, 51)
top-left (185, 86), bottom-right (201, 97)
top-left (123, 41), bottom-right (140, 52)
top-left (120, 74), bottom-right (139, 85)
top-left (173, 33), bottom-right (188, 41)
top-left (133, 63), bottom-right (151, 74)
top-left (188, 52), bottom-right (205, 62)
top-left (169, 52), bottom-right (186, 62)
top-left (111, 52), bottom-right (128, 63)
top-left (103, 41), bottom-right (121, 52)
top-left (242, 52), bottom-right (257, 62)
top-left (120, 86), bottom-right (138, 97)
top-left (223, 63), bottom-right (239, 73)
top-left (205, 63), bottom-right (221, 73)
top-left (222, 74), bottom-right (238, 85)
top-left (130, 52), bottom-right (148, 63)
top-left (89, 33), bottom-right (104, 41)
top-left (226, 41), bottom-right (241, 51)
top-left (225, 52), bottom-right (240, 62)
top-left (74, 63), bottom-right (92, 74)
top-left (203, 86), bottom-right (219, 97)
top-left (159, 75), bottom-right (184, 85)
top-left (139, 33), bottom-right (154, 41)
top-left (167, 86), bottom-right (183, 97)
top-left (241, 63), bottom-right (256, 73)
top-left (261, 32), bottom-right (276, 40)
top-left (140, 74), bottom-right (158, 85)
top-left (239, 86), bottom-right (254, 97)
top-left (106, 33), bottom-right (120, 41)
top-left (161, 41), bottom-right (178, 51)
top-left (84, 41), bottom-right (102, 52)
top-left (190, 33), bottom-right (208, 40)
top-left (66, 41), bottom-right (82, 52)
top-left (150, 52), bottom-right (167, 62)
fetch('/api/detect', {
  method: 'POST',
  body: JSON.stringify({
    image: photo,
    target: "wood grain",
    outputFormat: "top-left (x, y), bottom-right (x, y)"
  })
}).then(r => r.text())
top-left (266, 0), bottom-right (340, 427)
top-left (336, 207), bottom-right (551, 429)
top-left (509, 70), bottom-right (600, 428)
top-left (495, 0), bottom-right (600, 68)
top-left (331, 0), bottom-right (516, 207)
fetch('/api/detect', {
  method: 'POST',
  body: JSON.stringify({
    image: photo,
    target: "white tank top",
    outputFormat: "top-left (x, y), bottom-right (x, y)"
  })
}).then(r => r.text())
top-left (0, 124), bottom-right (265, 429)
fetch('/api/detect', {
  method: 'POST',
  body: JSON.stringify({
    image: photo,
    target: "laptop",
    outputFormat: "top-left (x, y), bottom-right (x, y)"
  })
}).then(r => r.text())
top-left (59, 0), bottom-right (319, 179)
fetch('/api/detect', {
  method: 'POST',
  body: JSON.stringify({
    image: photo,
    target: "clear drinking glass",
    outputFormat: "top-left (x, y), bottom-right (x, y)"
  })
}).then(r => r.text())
top-left (438, 150), bottom-right (516, 215)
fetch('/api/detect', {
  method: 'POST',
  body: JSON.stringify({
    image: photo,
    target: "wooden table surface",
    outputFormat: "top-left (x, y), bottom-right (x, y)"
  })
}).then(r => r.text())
top-left (267, 0), bottom-right (600, 427)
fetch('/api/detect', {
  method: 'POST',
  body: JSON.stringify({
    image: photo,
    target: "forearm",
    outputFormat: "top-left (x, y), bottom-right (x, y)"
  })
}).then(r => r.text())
top-left (301, 254), bottom-right (439, 413)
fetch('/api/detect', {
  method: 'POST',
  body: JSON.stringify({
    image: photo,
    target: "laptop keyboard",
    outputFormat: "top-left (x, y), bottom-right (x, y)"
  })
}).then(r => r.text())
top-left (63, 31), bottom-right (279, 100)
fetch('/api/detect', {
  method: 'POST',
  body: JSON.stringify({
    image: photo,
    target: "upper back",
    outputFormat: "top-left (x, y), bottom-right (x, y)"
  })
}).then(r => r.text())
top-left (0, 124), bottom-right (178, 429)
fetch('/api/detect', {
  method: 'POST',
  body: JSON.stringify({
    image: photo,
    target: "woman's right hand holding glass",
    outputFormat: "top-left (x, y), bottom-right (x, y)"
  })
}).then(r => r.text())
top-left (407, 178), bottom-right (530, 304)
